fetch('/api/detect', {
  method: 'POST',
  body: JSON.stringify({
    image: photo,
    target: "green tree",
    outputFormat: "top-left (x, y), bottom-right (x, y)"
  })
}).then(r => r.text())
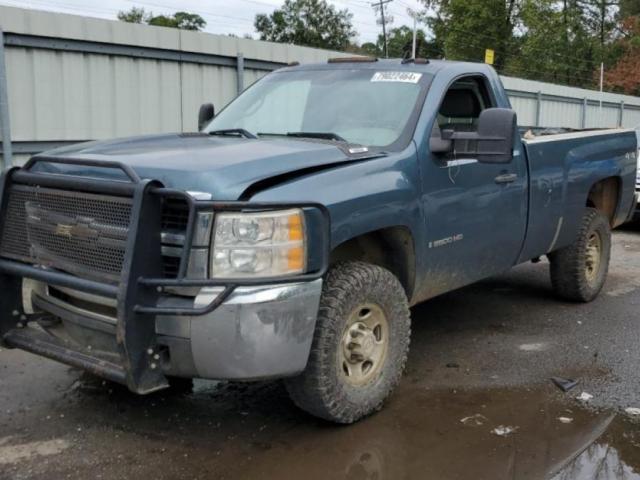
top-left (117, 7), bottom-right (149, 24)
top-left (424, 0), bottom-right (520, 69)
top-left (415, 0), bottom-right (636, 90)
top-left (117, 8), bottom-right (206, 31)
top-left (358, 42), bottom-right (379, 56)
top-left (504, 0), bottom-right (597, 87)
top-left (619, 0), bottom-right (640, 16)
top-left (576, 0), bottom-right (620, 49)
top-left (254, 0), bottom-right (355, 50)
top-left (367, 26), bottom-right (441, 59)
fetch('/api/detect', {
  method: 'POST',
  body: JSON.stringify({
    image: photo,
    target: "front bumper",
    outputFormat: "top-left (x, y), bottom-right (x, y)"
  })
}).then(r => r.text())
top-left (157, 280), bottom-right (322, 380)
top-left (0, 158), bottom-right (329, 393)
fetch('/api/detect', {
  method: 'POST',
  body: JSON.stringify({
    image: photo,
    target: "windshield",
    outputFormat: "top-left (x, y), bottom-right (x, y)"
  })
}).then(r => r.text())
top-left (205, 69), bottom-right (430, 148)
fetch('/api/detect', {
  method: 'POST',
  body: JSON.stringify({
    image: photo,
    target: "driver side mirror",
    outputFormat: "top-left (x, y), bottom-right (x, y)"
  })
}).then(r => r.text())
top-left (430, 108), bottom-right (517, 164)
top-left (198, 103), bottom-right (215, 131)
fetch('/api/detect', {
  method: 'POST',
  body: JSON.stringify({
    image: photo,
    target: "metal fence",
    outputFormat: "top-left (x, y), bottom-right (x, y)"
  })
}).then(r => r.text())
top-left (502, 76), bottom-right (640, 130)
top-left (0, 5), bottom-right (351, 165)
top-left (1, 5), bottom-right (640, 167)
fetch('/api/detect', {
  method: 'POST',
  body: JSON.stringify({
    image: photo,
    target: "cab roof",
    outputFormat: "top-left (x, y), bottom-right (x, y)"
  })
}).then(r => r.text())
top-left (277, 58), bottom-right (496, 77)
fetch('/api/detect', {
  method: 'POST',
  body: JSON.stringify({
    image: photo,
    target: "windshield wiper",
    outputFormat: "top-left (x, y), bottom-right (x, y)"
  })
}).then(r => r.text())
top-left (258, 131), bottom-right (347, 142)
top-left (208, 128), bottom-right (257, 139)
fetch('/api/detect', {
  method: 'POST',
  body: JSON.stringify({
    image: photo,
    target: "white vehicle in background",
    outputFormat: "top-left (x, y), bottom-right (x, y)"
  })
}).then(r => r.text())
top-left (636, 129), bottom-right (640, 221)
top-left (636, 163), bottom-right (640, 221)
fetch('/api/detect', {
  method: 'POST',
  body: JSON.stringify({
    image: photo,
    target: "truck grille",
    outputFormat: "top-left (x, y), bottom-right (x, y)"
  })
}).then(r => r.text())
top-left (0, 184), bottom-right (190, 283)
top-left (161, 197), bottom-right (190, 231)
top-left (0, 185), bottom-right (132, 283)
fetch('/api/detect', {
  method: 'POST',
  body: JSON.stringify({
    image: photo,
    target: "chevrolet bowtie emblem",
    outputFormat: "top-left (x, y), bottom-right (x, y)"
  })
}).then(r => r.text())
top-left (53, 222), bottom-right (99, 240)
top-left (54, 223), bottom-right (74, 238)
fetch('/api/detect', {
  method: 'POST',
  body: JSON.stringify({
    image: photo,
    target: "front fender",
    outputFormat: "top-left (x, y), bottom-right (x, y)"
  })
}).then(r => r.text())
top-left (249, 147), bottom-right (427, 265)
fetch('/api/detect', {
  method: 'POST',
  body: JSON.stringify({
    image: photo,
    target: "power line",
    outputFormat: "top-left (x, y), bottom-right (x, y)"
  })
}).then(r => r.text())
top-left (443, 40), bottom-right (601, 87)
top-left (440, 23), bottom-right (604, 72)
top-left (371, 0), bottom-right (393, 57)
top-left (1, 0), bottom-right (120, 16)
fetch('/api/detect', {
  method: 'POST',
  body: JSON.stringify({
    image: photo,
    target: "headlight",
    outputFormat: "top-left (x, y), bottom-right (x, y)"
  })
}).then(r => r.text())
top-left (211, 209), bottom-right (306, 279)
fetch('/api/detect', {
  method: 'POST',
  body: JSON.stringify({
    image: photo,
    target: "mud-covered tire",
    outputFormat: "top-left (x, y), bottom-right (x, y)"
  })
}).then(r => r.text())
top-left (549, 208), bottom-right (611, 302)
top-left (285, 261), bottom-right (411, 424)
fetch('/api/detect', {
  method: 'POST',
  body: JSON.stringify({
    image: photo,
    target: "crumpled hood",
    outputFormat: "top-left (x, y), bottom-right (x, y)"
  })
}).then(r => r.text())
top-left (32, 133), bottom-right (374, 200)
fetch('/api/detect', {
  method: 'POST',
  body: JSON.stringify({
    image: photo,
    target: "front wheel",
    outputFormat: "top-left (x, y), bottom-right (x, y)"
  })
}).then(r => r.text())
top-left (549, 208), bottom-right (611, 302)
top-left (285, 261), bottom-right (411, 424)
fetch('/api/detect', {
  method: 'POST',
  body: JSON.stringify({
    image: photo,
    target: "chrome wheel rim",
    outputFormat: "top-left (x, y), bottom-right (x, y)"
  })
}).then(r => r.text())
top-left (339, 304), bottom-right (389, 386)
top-left (585, 232), bottom-right (602, 284)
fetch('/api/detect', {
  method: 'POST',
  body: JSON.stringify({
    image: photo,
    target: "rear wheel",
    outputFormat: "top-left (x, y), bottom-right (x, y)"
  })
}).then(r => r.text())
top-left (549, 208), bottom-right (611, 302)
top-left (285, 261), bottom-right (411, 424)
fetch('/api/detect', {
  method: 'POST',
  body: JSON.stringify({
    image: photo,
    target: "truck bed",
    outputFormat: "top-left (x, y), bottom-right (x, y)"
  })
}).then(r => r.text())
top-left (518, 128), bottom-right (637, 262)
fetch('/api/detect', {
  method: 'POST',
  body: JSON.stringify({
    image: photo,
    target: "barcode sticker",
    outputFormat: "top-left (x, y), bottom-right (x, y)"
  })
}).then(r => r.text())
top-left (371, 72), bottom-right (422, 83)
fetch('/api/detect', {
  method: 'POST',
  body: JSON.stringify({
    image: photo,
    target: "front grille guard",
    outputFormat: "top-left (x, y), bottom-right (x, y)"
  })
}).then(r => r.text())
top-left (0, 159), bottom-right (330, 393)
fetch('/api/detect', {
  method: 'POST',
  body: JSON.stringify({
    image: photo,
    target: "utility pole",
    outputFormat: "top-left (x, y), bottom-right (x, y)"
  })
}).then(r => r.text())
top-left (372, 0), bottom-right (393, 58)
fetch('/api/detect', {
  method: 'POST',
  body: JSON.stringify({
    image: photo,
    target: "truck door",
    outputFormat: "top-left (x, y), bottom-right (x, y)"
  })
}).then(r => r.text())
top-left (418, 74), bottom-right (528, 298)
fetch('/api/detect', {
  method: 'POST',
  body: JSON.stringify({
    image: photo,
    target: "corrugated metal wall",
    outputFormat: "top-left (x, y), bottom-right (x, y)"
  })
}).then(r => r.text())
top-left (501, 76), bottom-right (640, 129)
top-left (0, 5), bottom-right (349, 164)
top-left (1, 5), bottom-right (640, 166)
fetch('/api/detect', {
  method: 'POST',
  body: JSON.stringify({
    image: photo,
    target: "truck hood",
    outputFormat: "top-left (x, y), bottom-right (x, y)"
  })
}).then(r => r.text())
top-left (32, 133), bottom-right (377, 200)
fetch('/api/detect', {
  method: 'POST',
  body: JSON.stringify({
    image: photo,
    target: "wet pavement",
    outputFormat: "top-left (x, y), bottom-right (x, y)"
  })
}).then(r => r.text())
top-left (2, 228), bottom-right (640, 479)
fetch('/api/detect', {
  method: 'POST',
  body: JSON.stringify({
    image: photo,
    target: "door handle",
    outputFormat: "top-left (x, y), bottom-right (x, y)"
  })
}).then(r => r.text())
top-left (494, 173), bottom-right (518, 184)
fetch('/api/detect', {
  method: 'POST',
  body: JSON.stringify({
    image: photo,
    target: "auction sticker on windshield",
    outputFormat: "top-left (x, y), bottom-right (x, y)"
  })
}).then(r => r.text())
top-left (371, 72), bottom-right (423, 83)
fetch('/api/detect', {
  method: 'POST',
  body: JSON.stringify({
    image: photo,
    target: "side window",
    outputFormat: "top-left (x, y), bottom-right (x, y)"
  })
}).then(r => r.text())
top-left (432, 76), bottom-right (496, 158)
top-left (437, 77), bottom-right (494, 132)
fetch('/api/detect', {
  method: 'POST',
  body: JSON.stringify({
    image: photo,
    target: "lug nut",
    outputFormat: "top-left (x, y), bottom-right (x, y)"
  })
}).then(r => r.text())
top-left (150, 363), bottom-right (157, 370)
top-left (147, 349), bottom-right (154, 355)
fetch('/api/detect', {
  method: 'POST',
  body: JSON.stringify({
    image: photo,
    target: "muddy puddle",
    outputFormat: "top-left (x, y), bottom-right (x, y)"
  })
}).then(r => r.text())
top-left (8, 369), bottom-right (636, 480)
top-left (193, 383), bottom-right (640, 480)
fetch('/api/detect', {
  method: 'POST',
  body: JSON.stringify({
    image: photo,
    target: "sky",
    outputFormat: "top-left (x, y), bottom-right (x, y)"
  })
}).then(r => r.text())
top-left (0, 0), bottom-right (427, 44)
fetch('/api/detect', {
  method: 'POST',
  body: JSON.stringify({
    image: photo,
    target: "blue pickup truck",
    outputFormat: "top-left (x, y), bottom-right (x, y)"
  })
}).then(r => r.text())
top-left (0, 59), bottom-right (637, 423)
